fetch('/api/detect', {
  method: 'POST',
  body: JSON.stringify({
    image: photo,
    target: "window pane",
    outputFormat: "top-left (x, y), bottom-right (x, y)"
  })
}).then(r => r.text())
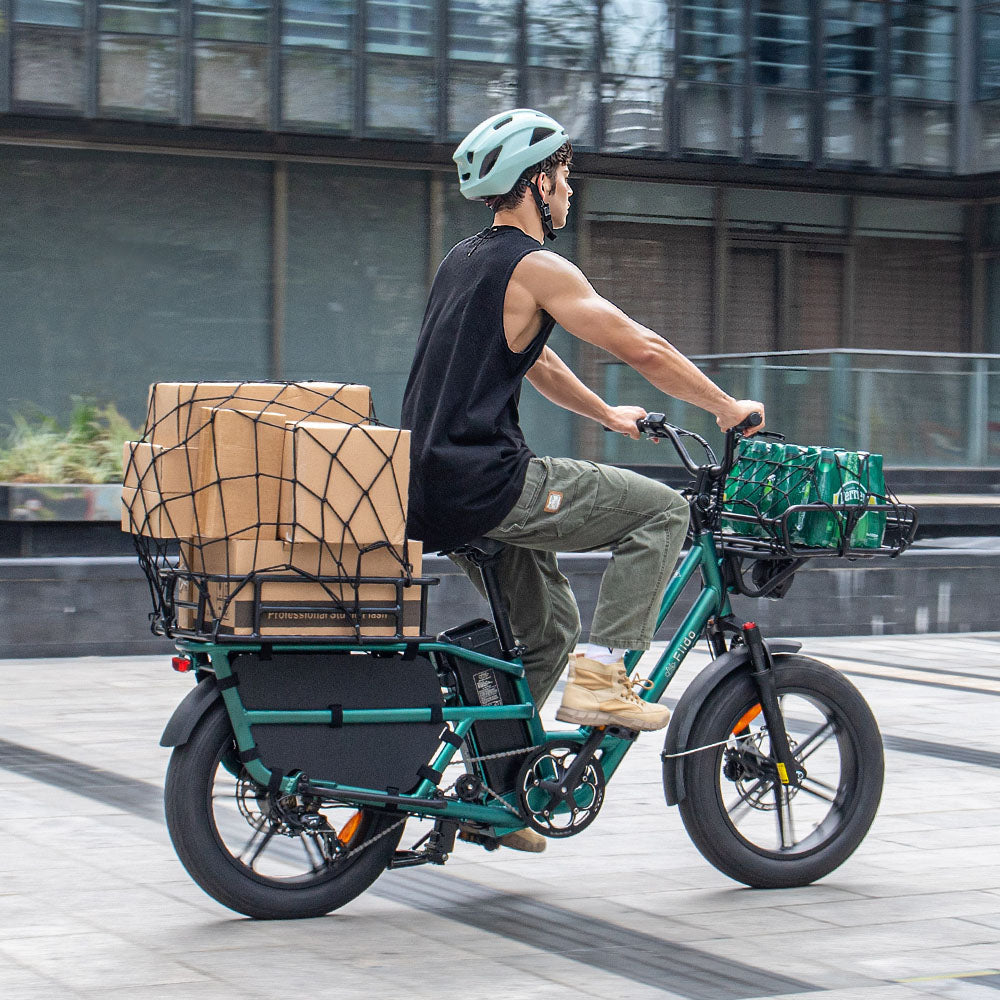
top-left (602, 0), bottom-right (671, 79)
top-left (366, 55), bottom-right (435, 133)
top-left (679, 0), bottom-right (743, 84)
top-left (527, 0), bottom-right (595, 69)
top-left (99, 0), bottom-right (178, 35)
top-left (283, 0), bottom-right (353, 49)
top-left (366, 0), bottom-right (433, 56)
top-left (603, 77), bottom-right (665, 151)
top-left (679, 81), bottom-right (741, 154)
top-left (976, 100), bottom-right (1000, 172)
top-left (0, 146), bottom-right (271, 424)
top-left (891, 100), bottom-right (950, 168)
top-left (824, 94), bottom-right (879, 164)
top-left (980, 7), bottom-right (1000, 101)
top-left (99, 36), bottom-right (179, 116)
top-left (753, 88), bottom-right (810, 158)
top-left (524, 66), bottom-right (597, 146)
top-left (195, 0), bottom-right (269, 44)
top-left (13, 27), bottom-right (85, 107)
top-left (448, 0), bottom-right (517, 62)
top-left (447, 63), bottom-right (518, 137)
top-left (194, 42), bottom-right (269, 124)
top-left (282, 50), bottom-right (352, 128)
top-left (823, 0), bottom-right (881, 94)
top-left (753, 0), bottom-right (810, 88)
top-left (890, 2), bottom-right (953, 101)
top-left (15, 0), bottom-right (83, 27)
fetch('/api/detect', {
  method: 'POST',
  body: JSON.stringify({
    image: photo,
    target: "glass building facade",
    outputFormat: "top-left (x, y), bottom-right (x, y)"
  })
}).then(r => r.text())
top-left (2, 0), bottom-right (989, 171)
top-left (1, 1), bottom-right (999, 463)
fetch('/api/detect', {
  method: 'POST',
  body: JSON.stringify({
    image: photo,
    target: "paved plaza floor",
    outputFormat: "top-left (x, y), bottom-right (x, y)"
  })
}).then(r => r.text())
top-left (1, 633), bottom-right (999, 1000)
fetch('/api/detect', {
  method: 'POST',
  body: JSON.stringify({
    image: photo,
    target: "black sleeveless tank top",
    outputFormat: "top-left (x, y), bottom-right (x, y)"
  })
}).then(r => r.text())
top-left (401, 226), bottom-right (556, 551)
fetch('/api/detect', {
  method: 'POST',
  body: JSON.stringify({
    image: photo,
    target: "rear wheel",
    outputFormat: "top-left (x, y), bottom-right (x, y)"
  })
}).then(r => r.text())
top-left (677, 655), bottom-right (883, 888)
top-left (164, 705), bottom-right (404, 919)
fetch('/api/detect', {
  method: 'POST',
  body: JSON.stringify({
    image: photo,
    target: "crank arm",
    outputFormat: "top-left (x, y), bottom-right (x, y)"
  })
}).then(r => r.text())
top-left (542, 726), bottom-right (606, 812)
top-left (742, 623), bottom-right (805, 788)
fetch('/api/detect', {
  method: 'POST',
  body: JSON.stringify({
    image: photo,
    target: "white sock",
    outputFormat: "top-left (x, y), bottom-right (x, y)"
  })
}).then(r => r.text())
top-left (582, 643), bottom-right (626, 665)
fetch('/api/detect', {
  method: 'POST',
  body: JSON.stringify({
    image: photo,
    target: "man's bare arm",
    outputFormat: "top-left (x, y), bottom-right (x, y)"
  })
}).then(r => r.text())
top-left (511, 252), bottom-right (764, 432)
top-left (526, 347), bottom-right (646, 438)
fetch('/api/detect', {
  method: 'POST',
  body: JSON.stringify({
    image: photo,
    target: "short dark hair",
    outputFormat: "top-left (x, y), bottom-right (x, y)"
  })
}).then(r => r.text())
top-left (484, 141), bottom-right (573, 213)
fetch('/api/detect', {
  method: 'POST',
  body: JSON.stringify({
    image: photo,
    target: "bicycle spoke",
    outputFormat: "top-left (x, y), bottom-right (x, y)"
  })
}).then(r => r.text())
top-left (795, 720), bottom-right (838, 763)
top-left (798, 776), bottom-right (837, 804)
top-left (773, 784), bottom-right (795, 849)
top-left (238, 815), bottom-right (275, 866)
top-left (297, 831), bottom-right (329, 873)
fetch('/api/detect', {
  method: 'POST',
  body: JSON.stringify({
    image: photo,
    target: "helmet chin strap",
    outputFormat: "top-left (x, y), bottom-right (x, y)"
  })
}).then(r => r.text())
top-left (530, 179), bottom-right (557, 242)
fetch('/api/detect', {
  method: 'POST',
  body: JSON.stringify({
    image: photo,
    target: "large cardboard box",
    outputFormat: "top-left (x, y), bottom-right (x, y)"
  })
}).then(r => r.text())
top-left (121, 487), bottom-right (198, 538)
top-left (278, 421), bottom-right (410, 547)
top-left (122, 441), bottom-right (199, 494)
top-left (145, 382), bottom-right (373, 449)
top-left (176, 539), bottom-right (423, 637)
top-left (194, 407), bottom-right (287, 539)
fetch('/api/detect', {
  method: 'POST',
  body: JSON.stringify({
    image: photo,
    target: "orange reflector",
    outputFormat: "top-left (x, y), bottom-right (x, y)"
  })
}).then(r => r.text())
top-left (338, 811), bottom-right (363, 844)
top-left (171, 656), bottom-right (192, 673)
top-left (733, 704), bottom-right (762, 736)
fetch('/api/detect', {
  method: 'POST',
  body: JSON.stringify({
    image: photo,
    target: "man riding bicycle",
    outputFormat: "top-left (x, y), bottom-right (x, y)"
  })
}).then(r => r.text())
top-left (401, 109), bottom-right (764, 847)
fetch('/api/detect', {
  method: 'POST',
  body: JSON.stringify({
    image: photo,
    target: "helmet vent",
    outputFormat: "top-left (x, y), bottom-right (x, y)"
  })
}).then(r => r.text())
top-left (529, 127), bottom-right (556, 145)
top-left (492, 116), bottom-right (514, 130)
top-left (460, 172), bottom-right (471, 181)
top-left (479, 146), bottom-right (502, 179)
top-left (466, 151), bottom-right (474, 162)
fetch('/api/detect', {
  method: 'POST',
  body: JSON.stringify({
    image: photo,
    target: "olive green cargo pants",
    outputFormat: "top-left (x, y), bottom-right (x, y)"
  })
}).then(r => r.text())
top-left (450, 456), bottom-right (690, 707)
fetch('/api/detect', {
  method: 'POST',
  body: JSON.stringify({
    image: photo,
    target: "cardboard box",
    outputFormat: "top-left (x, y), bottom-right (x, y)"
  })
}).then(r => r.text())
top-left (278, 422), bottom-right (410, 547)
top-left (194, 407), bottom-right (287, 539)
top-left (122, 441), bottom-right (199, 494)
top-left (176, 538), bottom-right (423, 637)
top-left (121, 486), bottom-right (198, 538)
top-left (145, 382), bottom-right (373, 449)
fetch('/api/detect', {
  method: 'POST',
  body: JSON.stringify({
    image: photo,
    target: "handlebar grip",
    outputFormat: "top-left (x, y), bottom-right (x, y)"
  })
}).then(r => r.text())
top-left (736, 411), bottom-right (762, 431)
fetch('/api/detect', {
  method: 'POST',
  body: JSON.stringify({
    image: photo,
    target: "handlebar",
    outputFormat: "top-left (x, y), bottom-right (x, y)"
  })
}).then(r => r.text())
top-left (635, 411), bottom-right (775, 481)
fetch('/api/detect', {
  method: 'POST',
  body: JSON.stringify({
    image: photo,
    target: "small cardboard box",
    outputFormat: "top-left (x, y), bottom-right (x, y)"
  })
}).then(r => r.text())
top-left (177, 538), bottom-right (423, 637)
top-left (122, 441), bottom-right (199, 494)
top-left (145, 382), bottom-right (373, 449)
top-left (278, 421), bottom-right (410, 547)
top-left (121, 486), bottom-right (198, 538)
top-left (194, 407), bottom-right (287, 539)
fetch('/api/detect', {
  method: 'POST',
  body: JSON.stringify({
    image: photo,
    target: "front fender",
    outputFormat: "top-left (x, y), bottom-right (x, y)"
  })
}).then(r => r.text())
top-left (160, 675), bottom-right (222, 747)
top-left (661, 639), bottom-right (802, 806)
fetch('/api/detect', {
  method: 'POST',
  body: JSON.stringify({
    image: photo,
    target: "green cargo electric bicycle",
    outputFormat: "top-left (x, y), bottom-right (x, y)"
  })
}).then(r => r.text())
top-left (153, 415), bottom-right (917, 919)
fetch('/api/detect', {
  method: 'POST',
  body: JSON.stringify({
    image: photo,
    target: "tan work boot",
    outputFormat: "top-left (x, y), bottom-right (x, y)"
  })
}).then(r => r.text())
top-left (555, 656), bottom-right (670, 732)
top-left (458, 824), bottom-right (547, 853)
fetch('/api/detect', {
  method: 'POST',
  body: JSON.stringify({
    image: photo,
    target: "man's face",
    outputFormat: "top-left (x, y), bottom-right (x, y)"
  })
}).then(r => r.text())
top-left (541, 164), bottom-right (573, 230)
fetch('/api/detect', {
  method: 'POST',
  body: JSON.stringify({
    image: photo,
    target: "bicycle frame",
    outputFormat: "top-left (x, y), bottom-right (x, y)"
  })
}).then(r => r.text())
top-left (176, 529), bottom-right (733, 834)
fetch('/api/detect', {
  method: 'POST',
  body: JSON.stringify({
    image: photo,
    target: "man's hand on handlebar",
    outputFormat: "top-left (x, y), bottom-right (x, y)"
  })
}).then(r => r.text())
top-left (716, 399), bottom-right (766, 435)
top-left (604, 404), bottom-right (649, 441)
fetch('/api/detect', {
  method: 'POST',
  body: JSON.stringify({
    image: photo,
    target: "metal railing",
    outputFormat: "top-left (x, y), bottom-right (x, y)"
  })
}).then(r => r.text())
top-left (601, 349), bottom-right (1000, 468)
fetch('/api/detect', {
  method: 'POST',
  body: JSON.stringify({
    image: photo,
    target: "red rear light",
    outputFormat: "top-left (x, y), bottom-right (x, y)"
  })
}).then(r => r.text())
top-left (172, 656), bottom-right (193, 673)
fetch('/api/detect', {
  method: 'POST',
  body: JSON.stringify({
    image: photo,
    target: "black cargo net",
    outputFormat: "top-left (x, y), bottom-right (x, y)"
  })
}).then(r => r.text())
top-left (719, 442), bottom-right (917, 558)
top-left (124, 381), bottom-right (430, 642)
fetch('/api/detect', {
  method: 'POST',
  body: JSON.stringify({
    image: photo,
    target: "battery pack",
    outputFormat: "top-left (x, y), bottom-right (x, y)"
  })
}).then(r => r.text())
top-left (438, 619), bottom-right (535, 798)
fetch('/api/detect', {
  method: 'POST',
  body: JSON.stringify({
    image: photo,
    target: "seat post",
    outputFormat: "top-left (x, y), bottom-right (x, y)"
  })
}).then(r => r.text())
top-left (476, 553), bottom-right (518, 659)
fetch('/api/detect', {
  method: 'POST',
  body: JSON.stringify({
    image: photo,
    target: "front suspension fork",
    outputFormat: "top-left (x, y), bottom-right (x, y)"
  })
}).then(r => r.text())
top-left (742, 622), bottom-right (805, 788)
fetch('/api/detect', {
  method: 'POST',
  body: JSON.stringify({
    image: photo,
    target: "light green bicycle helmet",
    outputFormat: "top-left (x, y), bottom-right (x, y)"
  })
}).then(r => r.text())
top-left (453, 108), bottom-right (570, 201)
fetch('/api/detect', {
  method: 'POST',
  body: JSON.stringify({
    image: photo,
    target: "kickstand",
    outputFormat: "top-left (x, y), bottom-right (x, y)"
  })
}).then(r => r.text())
top-left (389, 819), bottom-right (459, 869)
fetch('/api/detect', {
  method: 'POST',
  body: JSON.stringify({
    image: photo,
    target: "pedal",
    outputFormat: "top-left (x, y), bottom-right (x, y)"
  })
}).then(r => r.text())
top-left (457, 826), bottom-right (501, 852)
top-left (389, 819), bottom-right (458, 868)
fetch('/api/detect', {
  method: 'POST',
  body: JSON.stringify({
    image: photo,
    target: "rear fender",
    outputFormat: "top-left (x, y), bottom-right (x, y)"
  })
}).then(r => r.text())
top-left (160, 675), bottom-right (223, 748)
top-left (661, 640), bottom-right (802, 806)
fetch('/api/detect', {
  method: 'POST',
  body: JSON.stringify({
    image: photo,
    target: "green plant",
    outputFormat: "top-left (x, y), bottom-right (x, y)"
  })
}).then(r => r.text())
top-left (0, 398), bottom-right (140, 484)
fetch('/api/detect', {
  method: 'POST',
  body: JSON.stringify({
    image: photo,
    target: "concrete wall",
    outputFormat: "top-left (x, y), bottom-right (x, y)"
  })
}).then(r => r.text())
top-left (0, 545), bottom-right (995, 659)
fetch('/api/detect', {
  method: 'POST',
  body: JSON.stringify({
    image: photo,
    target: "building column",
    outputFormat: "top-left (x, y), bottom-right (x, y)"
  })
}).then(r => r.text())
top-left (427, 171), bottom-right (445, 290)
top-left (711, 187), bottom-right (728, 354)
top-left (841, 195), bottom-right (857, 348)
top-left (270, 159), bottom-right (289, 379)
top-left (969, 201), bottom-right (986, 353)
top-left (574, 179), bottom-right (603, 462)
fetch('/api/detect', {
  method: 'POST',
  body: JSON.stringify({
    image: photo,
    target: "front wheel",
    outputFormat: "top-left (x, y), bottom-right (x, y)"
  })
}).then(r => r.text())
top-left (676, 655), bottom-right (884, 889)
top-left (164, 705), bottom-right (405, 919)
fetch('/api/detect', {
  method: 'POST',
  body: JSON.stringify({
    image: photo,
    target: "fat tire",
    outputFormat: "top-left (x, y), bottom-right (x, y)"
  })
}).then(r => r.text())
top-left (676, 654), bottom-right (883, 889)
top-left (164, 704), bottom-right (404, 919)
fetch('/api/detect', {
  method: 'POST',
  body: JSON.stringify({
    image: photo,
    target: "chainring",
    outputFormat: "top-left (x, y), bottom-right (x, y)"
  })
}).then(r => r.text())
top-left (515, 740), bottom-right (606, 838)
